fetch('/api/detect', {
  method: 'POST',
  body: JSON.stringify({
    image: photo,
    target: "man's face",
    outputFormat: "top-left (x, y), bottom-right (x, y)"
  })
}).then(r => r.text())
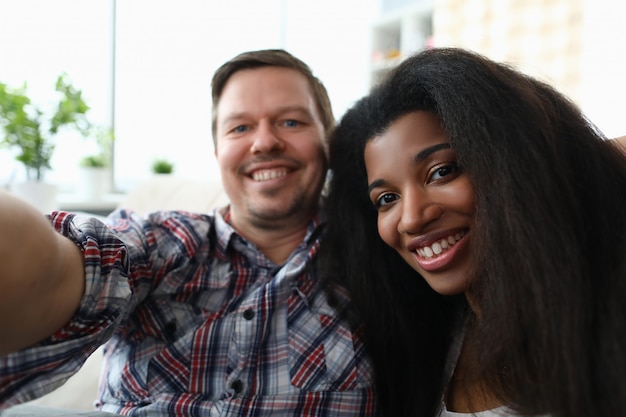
top-left (214, 66), bottom-right (328, 231)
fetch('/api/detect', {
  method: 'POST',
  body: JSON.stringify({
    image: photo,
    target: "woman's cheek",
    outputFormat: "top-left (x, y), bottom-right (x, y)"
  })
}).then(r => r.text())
top-left (377, 212), bottom-right (399, 250)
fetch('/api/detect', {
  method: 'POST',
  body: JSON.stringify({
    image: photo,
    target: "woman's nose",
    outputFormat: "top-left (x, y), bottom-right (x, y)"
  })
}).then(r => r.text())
top-left (397, 190), bottom-right (443, 234)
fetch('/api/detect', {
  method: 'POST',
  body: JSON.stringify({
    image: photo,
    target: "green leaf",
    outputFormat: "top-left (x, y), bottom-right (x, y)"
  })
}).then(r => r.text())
top-left (0, 74), bottom-right (99, 181)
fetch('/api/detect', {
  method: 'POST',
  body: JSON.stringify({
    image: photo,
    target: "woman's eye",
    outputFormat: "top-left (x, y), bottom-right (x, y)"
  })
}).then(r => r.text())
top-left (374, 192), bottom-right (399, 209)
top-left (428, 162), bottom-right (460, 182)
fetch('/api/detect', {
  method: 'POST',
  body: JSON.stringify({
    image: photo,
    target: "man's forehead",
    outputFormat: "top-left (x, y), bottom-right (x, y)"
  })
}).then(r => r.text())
top-left (216, 68), bottom-right (318, 121)
top-left (220, 67), bottom-right (312, 100)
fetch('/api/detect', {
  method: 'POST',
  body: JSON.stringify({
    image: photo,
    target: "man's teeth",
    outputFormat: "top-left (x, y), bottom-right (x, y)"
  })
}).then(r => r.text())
top-left (416, 231), bottom-right (465, 259)
top-left (252, 169), bottom-right (287, 181)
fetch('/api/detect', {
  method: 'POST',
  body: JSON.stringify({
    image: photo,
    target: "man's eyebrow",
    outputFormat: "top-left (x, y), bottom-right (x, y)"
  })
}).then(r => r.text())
top-left (275, 105), bottom-right (316, 117)
top-left (220, 106), bottom-right (312, 123)
top-left (414, 143), bottom-right (451, 162)
top-left (219, 112), bottom-right (248, 125)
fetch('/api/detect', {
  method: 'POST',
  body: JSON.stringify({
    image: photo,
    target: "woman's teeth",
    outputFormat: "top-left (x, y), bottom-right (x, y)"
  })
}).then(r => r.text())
top-left (416, 231), bottom-right (465, 259)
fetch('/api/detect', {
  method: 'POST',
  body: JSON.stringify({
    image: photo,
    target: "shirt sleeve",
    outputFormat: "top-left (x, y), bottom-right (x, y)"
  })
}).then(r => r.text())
top-left (0, 208), bottom-right (213, 409)
top-left (0, 211), bottom-right (134, 408)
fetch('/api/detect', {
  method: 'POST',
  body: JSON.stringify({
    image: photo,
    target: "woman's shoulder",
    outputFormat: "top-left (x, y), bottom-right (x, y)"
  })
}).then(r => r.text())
top-left (438, 404), bottom-right (549, 417)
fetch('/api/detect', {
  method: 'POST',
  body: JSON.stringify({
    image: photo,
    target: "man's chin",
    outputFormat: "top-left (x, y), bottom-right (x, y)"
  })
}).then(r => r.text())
top-left (247, 198), bottom-right (314, 225)
top-left (249, 205), bottom-right (299, 223)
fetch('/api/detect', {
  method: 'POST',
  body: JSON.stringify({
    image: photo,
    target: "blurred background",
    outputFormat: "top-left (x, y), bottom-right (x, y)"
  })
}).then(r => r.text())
top-left (0, 0), bottom-right (624, 203)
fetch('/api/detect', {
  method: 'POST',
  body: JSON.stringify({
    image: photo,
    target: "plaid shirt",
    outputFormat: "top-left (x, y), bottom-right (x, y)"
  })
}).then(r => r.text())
top-left (0, 208), bottom-right (377, 416)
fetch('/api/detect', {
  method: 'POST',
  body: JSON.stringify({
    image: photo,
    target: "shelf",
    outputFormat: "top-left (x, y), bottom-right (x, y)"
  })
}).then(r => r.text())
top-left (57, 192), bottom-right (125, 216)
top-left (370, 0), bottom-right (434, 86)
top-left (371, 56), bottom-right (403, 72)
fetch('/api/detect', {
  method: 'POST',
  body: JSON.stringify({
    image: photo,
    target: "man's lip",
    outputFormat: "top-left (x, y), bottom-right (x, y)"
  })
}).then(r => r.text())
top-left (250, 167), bottom-right (290, 182)
top-left (247, 165), bottom-right (294, 179)
top-left (242, 159), bottom-right (299, 176)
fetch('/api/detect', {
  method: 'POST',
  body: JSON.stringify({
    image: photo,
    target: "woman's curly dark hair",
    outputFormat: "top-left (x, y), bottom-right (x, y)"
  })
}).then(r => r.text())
top-left (321, 47), bottom-right (626, 417)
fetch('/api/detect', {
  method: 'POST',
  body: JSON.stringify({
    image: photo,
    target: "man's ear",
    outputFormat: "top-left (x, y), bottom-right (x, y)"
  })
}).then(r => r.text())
top-left (613, 135), bottom-right (626, 153)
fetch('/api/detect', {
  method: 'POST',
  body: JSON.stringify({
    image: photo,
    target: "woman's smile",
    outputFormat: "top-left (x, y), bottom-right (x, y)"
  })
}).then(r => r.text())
top-left (410, 229), bottom-right (469, 272)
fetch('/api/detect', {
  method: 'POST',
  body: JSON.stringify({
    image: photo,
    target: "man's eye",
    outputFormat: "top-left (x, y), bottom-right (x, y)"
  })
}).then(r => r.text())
top-left (233, 125), bottom-right (248, 133)
top-left (374, 193), bottom-right (399, 209)
top-left (283, 119), bottom-right (300, 128)
top-left (429, 162), bottom-right (460, 182)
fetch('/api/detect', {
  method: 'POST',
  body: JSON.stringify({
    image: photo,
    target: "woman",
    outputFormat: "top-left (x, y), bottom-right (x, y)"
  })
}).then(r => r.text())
top-left (321, 48), bottom-right (626, 417)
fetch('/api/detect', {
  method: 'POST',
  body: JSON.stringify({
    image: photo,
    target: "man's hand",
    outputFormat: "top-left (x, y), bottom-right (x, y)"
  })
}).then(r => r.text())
top-left (0, 191), bottom-right (85, 356)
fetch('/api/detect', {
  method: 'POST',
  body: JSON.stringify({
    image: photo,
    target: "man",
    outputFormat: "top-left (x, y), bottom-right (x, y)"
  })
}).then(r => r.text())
top-left (0, 49), bottom-right (377, 416)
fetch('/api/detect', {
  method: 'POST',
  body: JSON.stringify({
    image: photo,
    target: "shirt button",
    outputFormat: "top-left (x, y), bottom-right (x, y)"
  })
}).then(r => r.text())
top-left (243, 309), bottom-right (255, 320)
top-left (231, 379), bottom-right (244, 394)
top-left (164, 321), bottom-right (177, 335)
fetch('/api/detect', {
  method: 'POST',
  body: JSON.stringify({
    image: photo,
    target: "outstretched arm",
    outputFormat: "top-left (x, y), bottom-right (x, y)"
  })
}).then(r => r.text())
top-left (613, 135), bottom-right (626, 151)
top-left (0, 191), bottom-right (85, 356)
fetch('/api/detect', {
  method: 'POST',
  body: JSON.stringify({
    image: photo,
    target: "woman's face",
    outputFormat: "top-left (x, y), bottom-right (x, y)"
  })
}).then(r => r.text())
top-left (364, 111), bottom-right (475, 296)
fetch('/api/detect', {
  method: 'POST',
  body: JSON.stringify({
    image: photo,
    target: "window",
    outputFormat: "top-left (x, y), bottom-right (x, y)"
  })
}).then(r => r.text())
top-left (0, 0), bottom-right (376, 192)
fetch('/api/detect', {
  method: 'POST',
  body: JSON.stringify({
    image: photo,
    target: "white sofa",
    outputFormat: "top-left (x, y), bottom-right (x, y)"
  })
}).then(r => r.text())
top-left (25, 175), bottom-right (229, 411)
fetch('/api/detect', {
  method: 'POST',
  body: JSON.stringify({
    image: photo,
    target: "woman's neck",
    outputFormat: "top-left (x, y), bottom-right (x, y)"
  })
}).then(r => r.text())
top-left (445, 330), bottom-right (506, 413)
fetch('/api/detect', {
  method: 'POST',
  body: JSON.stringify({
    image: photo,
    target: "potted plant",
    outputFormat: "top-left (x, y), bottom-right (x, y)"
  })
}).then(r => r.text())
top-left (0, 73), bottom-right (92, 211)
top-left (77, 127), bottom-right (114, 199)
top-left (151, 158), bottom-right (174, 175)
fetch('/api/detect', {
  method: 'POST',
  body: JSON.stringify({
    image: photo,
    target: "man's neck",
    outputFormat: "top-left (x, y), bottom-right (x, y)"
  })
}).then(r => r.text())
top-left (244, 226), bottom-right (309, 265)
top-left (225, 207), bottom-right (314, 265)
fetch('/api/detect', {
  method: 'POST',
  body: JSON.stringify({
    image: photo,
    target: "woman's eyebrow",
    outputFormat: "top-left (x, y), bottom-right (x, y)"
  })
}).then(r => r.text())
top-left (367, 179), bottom-right (385, 194)
top-left (414, 143), bottom-right (450, 163)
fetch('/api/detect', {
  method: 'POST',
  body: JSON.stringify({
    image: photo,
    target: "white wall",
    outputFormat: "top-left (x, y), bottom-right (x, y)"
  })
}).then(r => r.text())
top-left (431, 0), bottom-right (626, 140)
top-left (113, 0), bottom-right (375, 189)
top-left (0, 0), bottom-right (376, 192)
top-left (579, 0), bottom-right (626, 138)
top-left (0, 0), bottom-right (112, 188)
top-left (4, 0), bottom-right (620, 194)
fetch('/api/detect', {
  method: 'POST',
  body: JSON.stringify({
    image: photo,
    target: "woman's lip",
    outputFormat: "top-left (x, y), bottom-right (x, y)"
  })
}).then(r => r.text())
top-left (407, 228), bottom-right (467, 252)
top-left (412, 232), bottom-right (469, 272)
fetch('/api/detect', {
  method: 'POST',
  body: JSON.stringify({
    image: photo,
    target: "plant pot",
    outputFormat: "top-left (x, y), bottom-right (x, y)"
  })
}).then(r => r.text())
top-left (11, 181), bottom-right (59, 213)
top-left (77, 167), bottom-right (111, 200)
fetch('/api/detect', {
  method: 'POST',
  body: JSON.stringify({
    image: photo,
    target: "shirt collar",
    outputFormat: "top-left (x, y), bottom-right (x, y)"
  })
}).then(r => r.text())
top-left (212, 205), bottom-right (326, 265)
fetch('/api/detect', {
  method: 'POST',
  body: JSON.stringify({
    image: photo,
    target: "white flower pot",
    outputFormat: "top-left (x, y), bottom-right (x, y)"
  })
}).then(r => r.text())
top-left (77, 167), bottom-right (111, 200)
top-left (11, 181), bottom-right (59, 213)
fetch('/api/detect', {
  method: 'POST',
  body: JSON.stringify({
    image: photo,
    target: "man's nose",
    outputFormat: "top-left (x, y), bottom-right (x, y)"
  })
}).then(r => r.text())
top-left (251, 122), bottom-right (285, 154)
